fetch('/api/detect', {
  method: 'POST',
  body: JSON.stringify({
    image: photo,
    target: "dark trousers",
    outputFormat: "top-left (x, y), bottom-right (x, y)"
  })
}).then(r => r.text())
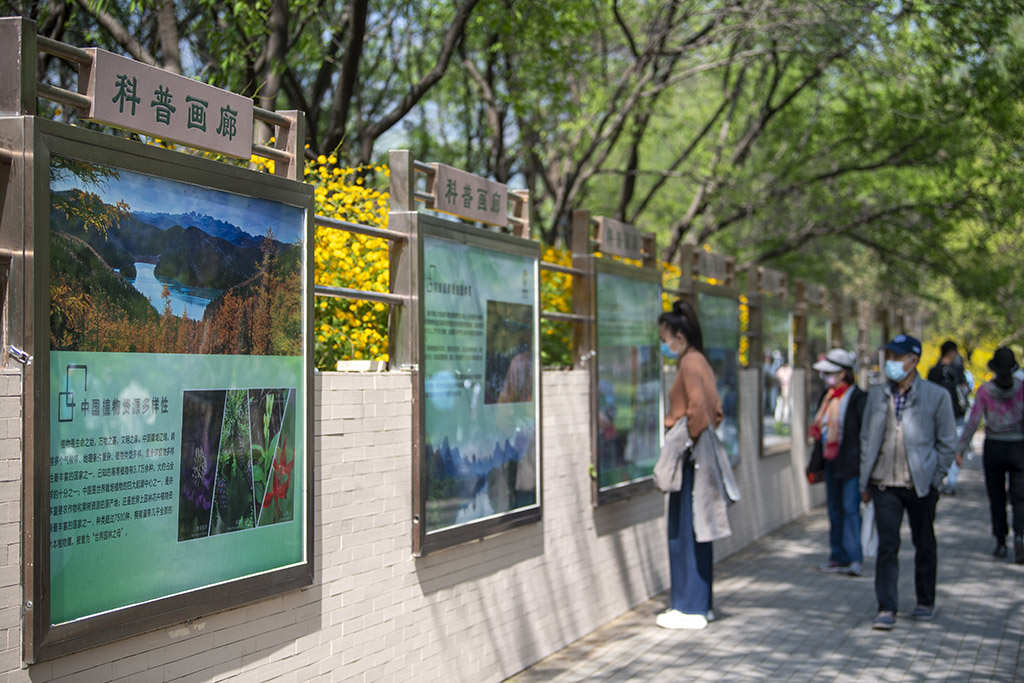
top-left (982, 438), bottom-right (1024, 540)
top-left (667, 463), bottom-right (713, 614)
top-left (872, 484), bottom-right (938, 613)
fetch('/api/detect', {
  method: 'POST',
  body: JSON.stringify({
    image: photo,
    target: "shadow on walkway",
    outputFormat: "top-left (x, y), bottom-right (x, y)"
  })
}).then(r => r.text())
top-left (508, 454), bottom-right (1024, 681)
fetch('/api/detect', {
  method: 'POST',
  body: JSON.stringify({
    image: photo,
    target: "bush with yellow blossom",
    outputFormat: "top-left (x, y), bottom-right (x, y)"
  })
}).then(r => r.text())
top-left (251, 149), bottom-right (391, 371)
top-left (306, 155), bottom-right (391, 370)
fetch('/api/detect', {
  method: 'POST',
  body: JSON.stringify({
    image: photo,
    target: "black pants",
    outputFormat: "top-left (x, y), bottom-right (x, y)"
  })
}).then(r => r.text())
top-left (872, 484), bottom-right (938, 613)
top-left (982, 439), bottom-right (1024, 541)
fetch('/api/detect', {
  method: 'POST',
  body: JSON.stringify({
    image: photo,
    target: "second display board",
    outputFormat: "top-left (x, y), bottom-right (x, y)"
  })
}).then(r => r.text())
top-left (416, 219), bottom-right (541, 554)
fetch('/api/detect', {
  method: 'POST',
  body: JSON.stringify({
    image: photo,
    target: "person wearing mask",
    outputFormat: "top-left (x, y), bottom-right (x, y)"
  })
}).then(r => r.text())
top-left (656, 300), bottom-right (729, 630)
top-left (956, 347), bottom-right (1024, 563)
top-left (927, 340), bottom-right (970, 495)
top-left (860, 334), bottom-right (957, 630)
top-left (810, 349), bottom-right (868, 576)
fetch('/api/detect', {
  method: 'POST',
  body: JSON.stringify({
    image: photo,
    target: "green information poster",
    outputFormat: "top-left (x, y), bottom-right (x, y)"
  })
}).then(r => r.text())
top-left (595, 271), bottom-right (661, 490)
top-left (842, 320), bottom-right (859, 352)
top-left (698, 292), bottom-right (740, 462)
top-left (421, 234), bottom-right (539, 534)
top-left (762, 305), bottom-right (793, 454)
top-left (807, 314), bottom-right (830, 422)
top-left (48, 157), bottom-right (306, 624)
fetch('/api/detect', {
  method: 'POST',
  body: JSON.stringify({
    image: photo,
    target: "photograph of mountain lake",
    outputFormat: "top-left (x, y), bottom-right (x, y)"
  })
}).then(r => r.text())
top-left (49, 155), bottom-right (304, 356)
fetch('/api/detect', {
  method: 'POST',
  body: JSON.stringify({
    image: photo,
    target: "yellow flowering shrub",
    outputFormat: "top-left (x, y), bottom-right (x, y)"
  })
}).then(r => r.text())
top-left (738, 294), bottom-right (750, 367)
top-left (252, 149), bottom-right (392, 370)
top-left (307, 157), bottom-right (391, 370)
top-left (541, 246), bottom-right (575, 366)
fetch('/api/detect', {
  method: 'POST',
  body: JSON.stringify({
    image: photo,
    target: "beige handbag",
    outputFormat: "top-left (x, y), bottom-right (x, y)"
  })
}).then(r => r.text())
top-left (653, 417), bottom-right (692, 493)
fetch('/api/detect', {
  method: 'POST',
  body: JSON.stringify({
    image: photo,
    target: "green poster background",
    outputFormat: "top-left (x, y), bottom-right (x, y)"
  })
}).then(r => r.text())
top-left (762, 305), bottom-right (793, 452)
top-left (842, 321), bottom-right (859, 352)
top-left (48, 352), bottom-right (303, 626)
top-left (595, 271), bottom-right (661, 489)
top-left (807, 314), bottom-right (830, 422)
top-left (49, 351), bottom-right (305, 624)
top-left (422, 235), bottom-right (539, 533)
top-left (698, 292), bottom-right (740, 460)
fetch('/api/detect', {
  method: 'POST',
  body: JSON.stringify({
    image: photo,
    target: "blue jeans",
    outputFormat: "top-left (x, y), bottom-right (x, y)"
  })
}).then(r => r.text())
top-left (825, 461), bottom-right (862, 565)
top-left (667, 463), bottom-right (713, 614)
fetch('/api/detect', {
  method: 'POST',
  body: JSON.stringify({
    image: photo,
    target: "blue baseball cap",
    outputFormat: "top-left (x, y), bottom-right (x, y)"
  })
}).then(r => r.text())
top-left (883, 334), bottom-right (921, 356)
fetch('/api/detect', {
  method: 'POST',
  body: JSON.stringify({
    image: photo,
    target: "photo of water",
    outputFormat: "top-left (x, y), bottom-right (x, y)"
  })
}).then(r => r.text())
top-left (129, 263), bottom-right (222, 319)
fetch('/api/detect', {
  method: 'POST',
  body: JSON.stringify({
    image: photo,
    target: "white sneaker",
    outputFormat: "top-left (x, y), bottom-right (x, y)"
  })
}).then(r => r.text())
top-left (656, 609), bottom-right (708, 630)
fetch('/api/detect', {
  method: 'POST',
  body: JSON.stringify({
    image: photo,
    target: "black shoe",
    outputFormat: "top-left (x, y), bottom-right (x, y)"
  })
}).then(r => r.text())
top-left (1014, 536), bottom-right (1024, 564)
top-left (994, 543), bottom-right (1008, 558)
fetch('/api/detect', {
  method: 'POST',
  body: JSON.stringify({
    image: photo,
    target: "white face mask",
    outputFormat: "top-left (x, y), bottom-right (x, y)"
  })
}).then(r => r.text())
top-left (823, 373), bottom-right (841, 388)
top-left (885, 359), bottom-right (909, 382)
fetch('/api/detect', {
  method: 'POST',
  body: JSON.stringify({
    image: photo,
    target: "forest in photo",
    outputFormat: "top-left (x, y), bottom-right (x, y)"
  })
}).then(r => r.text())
top-left (49, 157), bottom-right (303, 356)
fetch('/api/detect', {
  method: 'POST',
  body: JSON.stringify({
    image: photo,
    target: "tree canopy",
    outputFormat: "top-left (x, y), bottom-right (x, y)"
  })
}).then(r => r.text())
top-left (9, 0), bottom-right (1024, 342)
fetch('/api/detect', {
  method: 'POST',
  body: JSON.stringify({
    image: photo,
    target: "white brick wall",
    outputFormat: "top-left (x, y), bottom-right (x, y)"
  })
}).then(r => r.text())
top-left (0, 366), bottom-right (824, 682)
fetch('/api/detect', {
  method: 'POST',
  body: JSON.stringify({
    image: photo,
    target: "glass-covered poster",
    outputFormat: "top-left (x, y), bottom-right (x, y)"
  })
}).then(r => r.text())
top-left (698, 292), bottom-right (740, 463)
top-left (842, 320), bottom-right (859, 353)
top-left (866, 324), bottom-right (885, 385)
top-left (48, 156), bottom-right (307, 624)
top-left (421, 233), bottom-right (539, 538)
top-left (762, 305), bottom-right (793, 455)
top-left (595, 270), bottom-right (661, 492)
top-left (807, 314), bottom-right (830, 423)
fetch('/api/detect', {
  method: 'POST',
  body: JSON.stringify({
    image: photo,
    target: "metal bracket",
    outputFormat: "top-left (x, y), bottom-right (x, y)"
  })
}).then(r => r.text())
top-left (8, 345), bottom-right (31, 366)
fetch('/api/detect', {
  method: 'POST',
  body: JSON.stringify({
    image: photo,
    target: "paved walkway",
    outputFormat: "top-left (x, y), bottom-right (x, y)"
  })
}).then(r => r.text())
top-left (509, 453), bottom-right (1023, 682)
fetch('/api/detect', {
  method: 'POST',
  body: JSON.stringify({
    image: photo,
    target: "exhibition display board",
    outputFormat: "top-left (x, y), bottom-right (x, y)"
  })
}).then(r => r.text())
top-left (698, 291), bottom-right (741, 463)
top-left (27, 120), bottom-right (313, 661)
top-left (805, 312), bottom-right (831, 422)
top-left (761, 303), bottom-right (793, 456)
top-left (592, 259), bottom-right (662, 504)
top-left (414, 216), bottom-right (541, 554)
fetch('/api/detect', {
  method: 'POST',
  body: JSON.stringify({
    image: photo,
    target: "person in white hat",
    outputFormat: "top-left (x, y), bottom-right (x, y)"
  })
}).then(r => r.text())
top-left (809, 349), bottom-right (867, 576)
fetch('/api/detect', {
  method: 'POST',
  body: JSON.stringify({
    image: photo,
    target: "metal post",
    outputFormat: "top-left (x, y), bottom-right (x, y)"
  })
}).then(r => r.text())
top-left (745, 265), bottom-right (762, 370)
top-left (794, 279), bottom-right (809, 368)
top-left (387, 150), bottom-right (418, 370)
top-left (511, 190), bottom-right (530, 239)
top-left (272, 110), bottom-right (304, 182)
top-left (0, 17), bottom-right (36, 116)
top-left (570, 209), bottom-right (593, 369)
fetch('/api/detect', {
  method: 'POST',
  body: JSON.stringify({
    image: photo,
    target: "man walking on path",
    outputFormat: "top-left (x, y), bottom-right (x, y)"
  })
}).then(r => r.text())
top-left (859, 334), bottom-right (957, 630)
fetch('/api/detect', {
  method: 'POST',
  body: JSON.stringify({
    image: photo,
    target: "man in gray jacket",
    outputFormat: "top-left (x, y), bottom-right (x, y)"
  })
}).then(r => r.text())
top-left (860, 334), bottom-right (957, 630)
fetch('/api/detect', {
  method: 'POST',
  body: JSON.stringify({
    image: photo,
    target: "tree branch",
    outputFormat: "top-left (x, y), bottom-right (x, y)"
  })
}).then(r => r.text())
top-left (356, 0), bottom-right (483, 162)
top-left (75, 0), bottom-right (156, 66)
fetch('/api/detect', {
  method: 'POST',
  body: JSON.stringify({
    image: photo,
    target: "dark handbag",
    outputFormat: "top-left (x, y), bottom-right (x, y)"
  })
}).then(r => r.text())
top-left (806, 438), bottom-right (825, 484)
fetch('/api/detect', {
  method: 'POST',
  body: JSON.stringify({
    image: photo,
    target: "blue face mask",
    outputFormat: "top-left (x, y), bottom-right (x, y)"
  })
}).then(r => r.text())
top-left (660, 341), bottom-right (680, 360)
top-left (884, 359), bottom-right (909, 382)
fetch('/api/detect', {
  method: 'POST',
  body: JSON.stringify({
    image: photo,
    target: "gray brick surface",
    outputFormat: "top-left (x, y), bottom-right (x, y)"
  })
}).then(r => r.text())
top-left (508, 455), bottom-right (1024, 682)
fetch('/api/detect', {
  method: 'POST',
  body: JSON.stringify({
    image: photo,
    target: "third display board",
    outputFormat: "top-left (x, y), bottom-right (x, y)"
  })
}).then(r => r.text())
top-left (697, 291), bottom-right (740, 463)
top-left (593, 262), bottom-right (662, 501)
top-left (416, 219), bottom-right (541, 553)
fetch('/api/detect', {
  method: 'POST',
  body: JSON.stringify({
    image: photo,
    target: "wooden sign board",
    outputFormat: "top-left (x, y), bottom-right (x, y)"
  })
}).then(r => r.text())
top-left (431, 163), bottom-right (508, 227)
top-left (697, 250), bottom-right (731, 284)
top-left (595, 216), bottom-right (646, 260)
top-left (82, 48), bottom-right (254, 159)
top-left (760, 267), bottom-right (787, 298)
top-left (805, 283), bottom-right (826, 308)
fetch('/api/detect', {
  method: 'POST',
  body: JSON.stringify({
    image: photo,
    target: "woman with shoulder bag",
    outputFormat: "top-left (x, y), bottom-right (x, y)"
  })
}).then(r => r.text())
top-left (956, 347), bottom-right (1024, 562)
top-left (808, 349), bottom-right (867, 576)
top-left (656, 300), bottom-right (724, 630)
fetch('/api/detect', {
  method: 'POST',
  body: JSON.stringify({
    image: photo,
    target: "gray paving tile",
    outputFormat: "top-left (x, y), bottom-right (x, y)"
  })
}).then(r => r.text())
top-left (507, 457), bottom-right (1024, 682)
